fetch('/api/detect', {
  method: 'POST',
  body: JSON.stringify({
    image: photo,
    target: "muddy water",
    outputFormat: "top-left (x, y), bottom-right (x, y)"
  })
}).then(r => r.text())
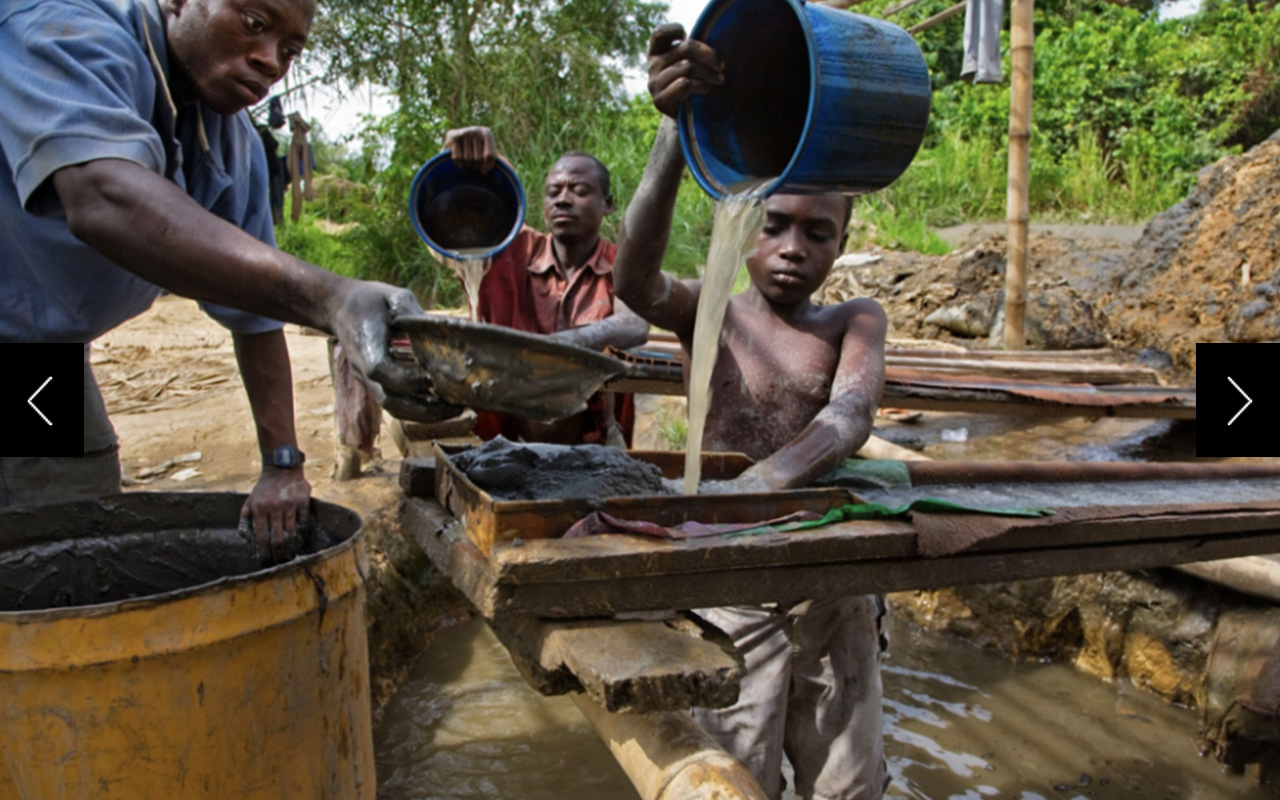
top-left (684, 190), bottom-right (767, 494)
top-left (374, 616), bottom-right (636, 799)
top-left (375, 614), bottom-right (1269, 799)
top-left (441, 254), bottom-right (491, 321)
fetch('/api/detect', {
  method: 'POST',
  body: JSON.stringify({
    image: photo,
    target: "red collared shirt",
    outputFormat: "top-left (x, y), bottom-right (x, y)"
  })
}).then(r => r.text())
top-left (477, 226), bottom-right (618, 334)
top-left (473, 226), bottom-right (632, 445)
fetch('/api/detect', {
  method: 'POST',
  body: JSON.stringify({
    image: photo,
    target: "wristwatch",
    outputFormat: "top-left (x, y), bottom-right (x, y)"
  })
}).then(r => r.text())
top-left (265, 444), bottom-right (306, 469)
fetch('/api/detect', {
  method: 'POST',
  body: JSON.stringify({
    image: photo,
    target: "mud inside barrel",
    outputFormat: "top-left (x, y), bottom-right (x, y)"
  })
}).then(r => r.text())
top-left (0, 493), bottom-right (361, 613)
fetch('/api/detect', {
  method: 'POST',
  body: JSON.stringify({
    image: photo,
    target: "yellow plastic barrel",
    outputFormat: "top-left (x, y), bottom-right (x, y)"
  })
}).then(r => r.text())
top-left (0, 493), bottom-right (375, 800)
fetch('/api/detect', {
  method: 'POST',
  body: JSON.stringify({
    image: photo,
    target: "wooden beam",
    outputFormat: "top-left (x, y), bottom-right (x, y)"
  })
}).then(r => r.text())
top-left (1005, 0), bottom-right (1034, 349)
top-left (570, 695), bottom-right (769, 800)
top-left (487, 614), bottom-right (742, 713)
top-left (403, 497), bottom-right (1280, 620)
top-left (887, 347), bottom-right (1119, 362)
top-left (481, 530), bottom-right (1280, 619)
top-left (875, 391), bottom-right (1198, 420)
top-left (908, 0), bottom-right (967, 34)
top-left (885, 356), bottom-right (1159, 385)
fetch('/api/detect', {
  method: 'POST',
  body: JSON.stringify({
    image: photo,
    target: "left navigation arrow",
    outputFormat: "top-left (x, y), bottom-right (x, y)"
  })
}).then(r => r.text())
top-left (28, 376), bottom-right (52, 426)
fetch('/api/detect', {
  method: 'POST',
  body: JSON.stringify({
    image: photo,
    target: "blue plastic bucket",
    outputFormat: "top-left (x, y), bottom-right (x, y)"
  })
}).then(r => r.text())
top-left (409, 152), bottom-right (526, 260)
top-left (678, 0), bottom-right (931, 199)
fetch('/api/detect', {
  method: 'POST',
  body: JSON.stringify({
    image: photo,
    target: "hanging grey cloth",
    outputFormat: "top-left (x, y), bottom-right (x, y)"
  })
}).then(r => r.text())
top-left (961, 0), bottom-right (1004, 84)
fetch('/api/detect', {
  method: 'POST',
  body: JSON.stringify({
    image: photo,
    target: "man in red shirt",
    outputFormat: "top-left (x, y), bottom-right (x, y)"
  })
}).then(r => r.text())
top-left (444, 127), bottom-right (649, 445)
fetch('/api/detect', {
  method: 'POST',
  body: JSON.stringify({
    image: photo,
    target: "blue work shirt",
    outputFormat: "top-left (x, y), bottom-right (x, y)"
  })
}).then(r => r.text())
top-left (0, 0), bottom-right (282, 343)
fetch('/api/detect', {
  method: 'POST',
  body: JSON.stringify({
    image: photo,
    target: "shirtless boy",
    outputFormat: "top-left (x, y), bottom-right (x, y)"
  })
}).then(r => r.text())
top-left (611, 24), bottom-right (891, 800)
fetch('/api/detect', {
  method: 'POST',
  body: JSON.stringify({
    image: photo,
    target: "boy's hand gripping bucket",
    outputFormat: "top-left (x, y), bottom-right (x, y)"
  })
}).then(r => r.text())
top-left (678, 0), bottom-right (932, 198)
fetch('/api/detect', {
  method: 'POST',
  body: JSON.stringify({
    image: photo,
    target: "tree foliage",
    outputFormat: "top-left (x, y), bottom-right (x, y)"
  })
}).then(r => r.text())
top-left (845, 0), bottom-right (1280, 234)
top-left (284, 0), bottom-right (1280, 284)
top-left (297, 0), bottom-right (666, 302)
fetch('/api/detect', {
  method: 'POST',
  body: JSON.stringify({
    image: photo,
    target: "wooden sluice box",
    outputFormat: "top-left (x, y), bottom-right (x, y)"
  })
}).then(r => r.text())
top-left (404, 452), bottom-right (1280, 620)
top-left (402, 453), bottom-right (1280, 712)
top-left (430, 442), bottom-right (850, 555)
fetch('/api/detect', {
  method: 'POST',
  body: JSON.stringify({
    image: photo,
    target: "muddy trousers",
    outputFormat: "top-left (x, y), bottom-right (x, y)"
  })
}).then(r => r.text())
top-left (692, 597), bottom-right (889, 800)
top-left (0, 344), bottom-right (120, 508)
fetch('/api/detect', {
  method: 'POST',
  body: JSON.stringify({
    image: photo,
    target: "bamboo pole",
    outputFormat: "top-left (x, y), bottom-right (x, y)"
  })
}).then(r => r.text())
top-left (883, 0), bottom-right (930, 18)
top-left (570, 694), bottom-right (769, 800)
top-left (907, 0), bottom-right (968, 34)
top-left (1004, 0), bottom-right (1034, 350)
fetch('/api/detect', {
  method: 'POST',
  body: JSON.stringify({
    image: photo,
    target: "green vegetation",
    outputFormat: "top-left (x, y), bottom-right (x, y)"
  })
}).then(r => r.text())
top-left (852, 0), bottom-right (1280, 248)
top-left (657, 403), bottom-right (688, 451)
top-left (276, 0), bottom-right (1280, 295)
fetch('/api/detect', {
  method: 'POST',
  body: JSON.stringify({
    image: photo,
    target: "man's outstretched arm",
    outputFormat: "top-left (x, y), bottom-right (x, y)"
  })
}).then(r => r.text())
top-left (51, 158), bottom-right (447, 421)
top-left (549, 298), bottom-right (650, 351)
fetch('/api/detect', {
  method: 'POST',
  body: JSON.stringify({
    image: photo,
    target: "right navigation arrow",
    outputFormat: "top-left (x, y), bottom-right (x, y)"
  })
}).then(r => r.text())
top-left (1227, 376), bottom-right (1252, 426)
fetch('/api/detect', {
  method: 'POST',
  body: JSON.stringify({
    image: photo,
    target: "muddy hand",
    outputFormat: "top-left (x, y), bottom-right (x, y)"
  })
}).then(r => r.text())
top-left (331, 281), bottom-right (462, 422)
top-left (647, 23), bottom-right (724, 118)
top-left (443, 126), bottom-right (498, 173)
top-left (242, 466), bottom-right (312, 565)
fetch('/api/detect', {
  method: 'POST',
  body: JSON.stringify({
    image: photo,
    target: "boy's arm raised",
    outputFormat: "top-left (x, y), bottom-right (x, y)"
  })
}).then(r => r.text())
top-left (613, 119), bottom-right (699, 338)
top-left (613, 24), bottom-right (724, 341)
top-left (740, 300), bottom-right (888, 490)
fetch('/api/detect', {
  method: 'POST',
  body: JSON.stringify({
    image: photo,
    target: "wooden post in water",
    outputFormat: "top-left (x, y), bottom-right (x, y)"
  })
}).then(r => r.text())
top-left (1004, 0), bottom-right (1034, 350)
top-left (571, 694), bottom-right (769, 800)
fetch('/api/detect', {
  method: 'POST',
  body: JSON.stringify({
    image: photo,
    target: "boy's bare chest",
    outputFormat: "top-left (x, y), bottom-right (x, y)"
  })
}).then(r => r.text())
top-left (716, 317), bottom-right (838, 394)
top-left (701, 321), bottom-right (838, 455)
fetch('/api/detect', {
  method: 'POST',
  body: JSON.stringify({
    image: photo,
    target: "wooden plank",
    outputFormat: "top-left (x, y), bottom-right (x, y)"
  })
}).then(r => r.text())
top-left (406, 492), bottom-right (1280, 617)
top-left (403, 498), bottom-right (504, 618)
top-left (488, 518), bottom-right (918, 583)
top-left (907, 461), bottom-right (1280, 485)
top-left (643, 333), bottom-right (1118, 362)
top-left (884, 356), bottom-right (1159, 385)
top-left (878, 387), bottom-right (1197, 419)
top-left (608, 377), bottom-right (685, 396)
top-left (399, 456), bottom-right (436, 498)
top-left (487, 505), bottom-right (1280, 584)
top-left (407, 496), bottom-right (1280, 590)
top-left (886, 347), bottom-right (1118, 362)
top-left (487, 614), bottom-right (742, 713)
top-left (487, 530), bottom-right (1280, 618)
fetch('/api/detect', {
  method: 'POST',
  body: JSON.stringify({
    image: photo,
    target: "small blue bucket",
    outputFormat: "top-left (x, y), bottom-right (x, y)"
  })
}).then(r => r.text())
top-left (409, 152), bottom-right (526, 260)
top-left (678, 0), bottom-right (931, 199)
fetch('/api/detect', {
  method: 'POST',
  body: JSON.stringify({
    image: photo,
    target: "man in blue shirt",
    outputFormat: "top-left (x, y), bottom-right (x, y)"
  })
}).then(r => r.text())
top-left (0, 0), bottom-right (440, 558)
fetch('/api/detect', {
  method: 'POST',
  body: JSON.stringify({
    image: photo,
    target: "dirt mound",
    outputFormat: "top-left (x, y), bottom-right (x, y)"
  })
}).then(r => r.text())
top-left (819, 231), bottom-right (1128, 350)
top-left (1103, 131), bottom-right (1280, 372)
top-left (822, 131), bottom-right (1280, 376)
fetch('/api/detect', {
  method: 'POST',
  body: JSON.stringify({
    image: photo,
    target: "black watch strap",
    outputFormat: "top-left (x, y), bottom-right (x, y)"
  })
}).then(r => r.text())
top-left (266, 444), bottom-right (306, 469)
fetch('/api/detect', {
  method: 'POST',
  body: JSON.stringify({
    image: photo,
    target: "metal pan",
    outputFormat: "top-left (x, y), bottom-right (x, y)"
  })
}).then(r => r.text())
top-left (395, 315), bottom-right (629, 421)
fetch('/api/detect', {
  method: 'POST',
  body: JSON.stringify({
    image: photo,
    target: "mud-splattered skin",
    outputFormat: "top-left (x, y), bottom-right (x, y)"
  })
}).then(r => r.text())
top-left (688, 195), bottom-right (887, 486)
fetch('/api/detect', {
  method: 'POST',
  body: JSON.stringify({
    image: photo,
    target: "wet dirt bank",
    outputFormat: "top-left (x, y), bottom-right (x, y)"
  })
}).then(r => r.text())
top-left (823, 130), bottom-right (1280, 378)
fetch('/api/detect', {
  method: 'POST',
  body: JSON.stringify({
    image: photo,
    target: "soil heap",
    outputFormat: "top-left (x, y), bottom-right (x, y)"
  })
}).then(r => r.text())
top-left (1103, 131), bottom-right (1280, 373)
top-left (819, 129), bottom-right (1280, 378)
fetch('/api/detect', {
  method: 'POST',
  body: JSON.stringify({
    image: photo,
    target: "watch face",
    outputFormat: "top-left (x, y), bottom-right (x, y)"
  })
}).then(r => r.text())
top-left (271, 445), bottom-right (304, 468)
